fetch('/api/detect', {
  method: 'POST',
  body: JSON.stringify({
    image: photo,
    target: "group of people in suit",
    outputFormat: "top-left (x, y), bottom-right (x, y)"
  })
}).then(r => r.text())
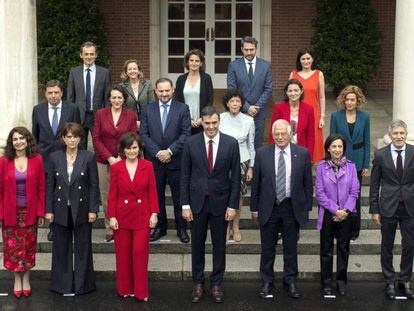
top-left (0, 35), bottom-right (413, 305)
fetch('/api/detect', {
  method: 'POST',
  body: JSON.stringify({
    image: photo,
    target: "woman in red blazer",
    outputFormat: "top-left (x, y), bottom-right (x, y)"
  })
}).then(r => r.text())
top-left (269, 79), bottom-right (315, 159)
top-left (107, 132), bottom-right (159, 301)
top-left (92, 85), bottom-right (138, 242)
top-left (0, 127), bottom-right (45, 298)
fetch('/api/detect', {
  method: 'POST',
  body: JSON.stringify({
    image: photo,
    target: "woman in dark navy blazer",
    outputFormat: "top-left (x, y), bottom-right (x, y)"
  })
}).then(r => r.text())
top-left (107, 132), bottom-right (159, 301)
top-left (46, 122), bottom-right (100, 295)
top-left (330, 85), bottom-right (370, 240)
top-left (175, 49), bottom-right (213, 135)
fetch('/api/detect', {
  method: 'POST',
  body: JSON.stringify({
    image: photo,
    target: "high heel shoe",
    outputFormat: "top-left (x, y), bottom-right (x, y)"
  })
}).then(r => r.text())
top-left (23, 289), bottom-right (31, 297)
top-left (13, 290), bottom-right (23, 298)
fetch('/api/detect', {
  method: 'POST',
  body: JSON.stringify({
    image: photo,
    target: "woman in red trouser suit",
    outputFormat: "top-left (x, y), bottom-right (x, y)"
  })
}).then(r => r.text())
top-left (107, 132), bottom-right (159, 301)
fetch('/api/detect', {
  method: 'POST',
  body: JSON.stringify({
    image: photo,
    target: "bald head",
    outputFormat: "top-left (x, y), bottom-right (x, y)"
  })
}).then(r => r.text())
top-left (272, 119), bottom-right (292, 149)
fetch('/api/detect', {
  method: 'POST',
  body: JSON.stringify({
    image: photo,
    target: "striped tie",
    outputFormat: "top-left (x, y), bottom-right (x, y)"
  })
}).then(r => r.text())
top-left (276, 150), bottom-right (286, 204)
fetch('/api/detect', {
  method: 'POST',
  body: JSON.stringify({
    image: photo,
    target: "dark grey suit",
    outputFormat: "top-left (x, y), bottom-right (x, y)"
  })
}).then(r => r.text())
top-left (370, 144), bottom-right (414, 284)
top-left (46, 149), bottom-right (100, 294)
top-left (32, 101), bottom-right (81, 174)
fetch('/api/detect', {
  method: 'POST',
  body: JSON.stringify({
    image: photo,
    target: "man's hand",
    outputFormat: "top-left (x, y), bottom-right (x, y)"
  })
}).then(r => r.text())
top-left (88, 212), bottom-right (97, 223)
top-left (108, 156), bottom-right (121, 166)
top-left (251, 212), bottom-right (258, 221)
top-left (225, 208), bottom-right (236, 221)
top-left (182, 209), bottom-right (193, 222)
top-left (157, 150), bottom-right (171, 163)
top-left (372, 214), bottom-right (381, 226)
top-left (45, 213), bottom-right (54, 223)
top-left (247, 105), bottom-right (259, 117)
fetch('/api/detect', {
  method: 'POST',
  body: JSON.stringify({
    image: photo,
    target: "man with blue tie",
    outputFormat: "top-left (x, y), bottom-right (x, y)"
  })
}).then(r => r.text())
top-left (32, 79), bottom-right (81, 241)
top-left (227, 36), bottom-right (273, 149)
top-left (67, 41), bottom-right (110, 148)
top-left (140, 78), bottom-right (191, 243)
top-left (251, 119), bottom-right (312, 299)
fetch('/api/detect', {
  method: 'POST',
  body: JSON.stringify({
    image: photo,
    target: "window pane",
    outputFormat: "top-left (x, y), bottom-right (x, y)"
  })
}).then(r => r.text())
top-left (168, 3), bottom-right (184, 19)
top-left (189, 22), bottom-right (205, 37)
top-left (168, 40), bottom-right (184, 56)
top-left (215, 3), bottom-right (231, 20)
top-left (215, 40), bottom-right (231, 56)
top-left (189, 3), bottom-right (205, 19)
top-left (236, 3), bottom-right (252, 19)
top-left (189, 40), bottom-right (205, 53)
top-left (236, 40), bottom-right (243, 56)
top-left (215, 22), bottom-right (231, 38)
top-left (236, 22), bottom-right (252, 37)
top-left (215, 58), bottom-right (231, 74)
top-left (169, 22), bottom-right (184, 37)
top-left (169, 58), bottom-right (184, 73)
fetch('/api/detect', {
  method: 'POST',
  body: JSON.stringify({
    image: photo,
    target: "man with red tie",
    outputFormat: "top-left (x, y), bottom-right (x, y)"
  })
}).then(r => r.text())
top-left (181, 106), bottom-right (240, 303)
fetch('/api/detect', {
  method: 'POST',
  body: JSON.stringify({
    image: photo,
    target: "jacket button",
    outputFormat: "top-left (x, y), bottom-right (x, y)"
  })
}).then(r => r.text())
top-left (80, 198), bottom-right (83, 202)
top-left (78, 186), bottom-right (82, 189)
top-left (58, 186), bottom-right (61, 190)
top-left (124, 200), bottom-right (128, 204)
top-left (57, 198), bottom-right (61, 202)
top-left (137, 199), bottom-right (142, 203)
top-left (56, 172), bottom-right (59, 176)
top-left (81, 172), bottom-right (84, 175)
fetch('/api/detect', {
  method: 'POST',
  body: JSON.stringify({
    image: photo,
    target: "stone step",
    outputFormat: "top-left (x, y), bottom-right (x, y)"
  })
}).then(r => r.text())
top-left (0, 228), bottom-right (399, 255)
top-left (0, 252), bottom-right (396, 281)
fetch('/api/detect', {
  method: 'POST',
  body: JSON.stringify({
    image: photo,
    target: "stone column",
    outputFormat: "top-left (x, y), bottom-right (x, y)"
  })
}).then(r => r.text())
top-left (0, 0), bottom-right (38, 146)
top-left (380, 0), bottom-right (414, 146)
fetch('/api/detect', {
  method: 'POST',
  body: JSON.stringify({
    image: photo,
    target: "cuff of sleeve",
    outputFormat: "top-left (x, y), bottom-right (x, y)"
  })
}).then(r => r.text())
top-left (167, 148), bottom-right (173, 156)
top-left (227, 207), bottom-right (235, 211)
top-left (182, 205), bottom-right (190, 210)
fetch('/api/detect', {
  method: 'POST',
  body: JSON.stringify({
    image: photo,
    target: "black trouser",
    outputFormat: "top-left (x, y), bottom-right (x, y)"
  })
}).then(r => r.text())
top-left (350, 170), bottom-right (363, 239)
top-left (154, 168), bottom-right (185, 232)
top-left (320, 210), bottom-right (352, 285)
top-left (381, 202), bottom-right (414, 284)
top-left (82, 111), bottom-right (94, 149)
top-left (260, 199), bottom-right (298, 284)
top-left (51, 207), bottom-right (95, 294)
top-left (191, 197), bottom-right (227, 286)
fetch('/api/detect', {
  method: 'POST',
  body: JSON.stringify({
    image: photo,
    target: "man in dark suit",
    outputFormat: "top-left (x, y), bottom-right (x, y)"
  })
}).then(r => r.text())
top-left (227, 36), bottom-right (273, 149)
top-left (32, 79), bottom-right (81, 241)
top-left (251, 119), bottom-right (312, 299)
top-left (67, 41), bottom-right (110, 148)
top-left (140, 77), bottom-right (191, 243)
top-left (181, 106), bottom-right (240, 303)
top-left (370, 119), bottom-right (414, 300)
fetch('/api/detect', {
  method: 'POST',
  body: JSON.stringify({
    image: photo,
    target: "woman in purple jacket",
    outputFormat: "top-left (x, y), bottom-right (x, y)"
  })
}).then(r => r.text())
top-left (315, 134), bottom-right (360, 297)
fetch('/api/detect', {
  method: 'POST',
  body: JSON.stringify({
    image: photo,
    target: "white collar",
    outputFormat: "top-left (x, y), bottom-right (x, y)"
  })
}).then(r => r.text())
top-left (48, 101), bottom-right (62, 109)
top-left (391, 143), bottom-right (406, 153)
top-left (159, 99), bottom-right (172, 107)
top-left (274, 143), bottom-right (291, 155)
top-left (244, 56), bottom-right (257, 65)
top-left (204, 132), bottom-right (220, 144)
top-left (83, 64), bottom-right (96, 72)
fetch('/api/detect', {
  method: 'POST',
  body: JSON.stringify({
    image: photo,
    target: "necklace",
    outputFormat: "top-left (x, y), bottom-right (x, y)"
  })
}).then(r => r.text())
top-left (67, 152), bottom-right (77, 164)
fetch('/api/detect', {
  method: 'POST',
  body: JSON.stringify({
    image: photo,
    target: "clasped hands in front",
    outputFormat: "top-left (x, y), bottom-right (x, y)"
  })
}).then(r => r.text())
top-left (182, 208), bottom-right (236, 222)
top-left (157, 150), bottom-right (171, 163)
top-left (332, 209), bottom-right (348, 222)
top-left (109, 214), bottom-right (158, 231)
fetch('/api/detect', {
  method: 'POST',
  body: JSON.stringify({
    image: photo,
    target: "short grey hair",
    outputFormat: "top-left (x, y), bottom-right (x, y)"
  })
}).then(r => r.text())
top-left (388, 119), bottom-right (407, 133)
top-left (272, 119), bottom-right (292, 135)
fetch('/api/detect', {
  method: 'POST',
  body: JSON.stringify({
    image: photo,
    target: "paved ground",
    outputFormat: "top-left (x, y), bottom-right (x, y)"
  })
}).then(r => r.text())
top-left (0, 281), bottom-right (413, 311)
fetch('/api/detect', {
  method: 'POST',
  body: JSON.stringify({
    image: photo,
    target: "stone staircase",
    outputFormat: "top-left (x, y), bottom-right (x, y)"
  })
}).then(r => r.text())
top-left (0, 175), bottom-right (402, 282)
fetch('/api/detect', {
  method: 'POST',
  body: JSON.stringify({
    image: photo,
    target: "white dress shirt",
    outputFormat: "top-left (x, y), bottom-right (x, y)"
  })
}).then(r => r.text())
top-left (244, 56), bottom-right (256, 75)
top-left (274, 144), bottom-right (292, 198)
top-left (48, 101), bottom-right (63, 127)
top-left (390, 143), bottom-right (406, 168)
top-left (83, 64), bottom-right (96, 106)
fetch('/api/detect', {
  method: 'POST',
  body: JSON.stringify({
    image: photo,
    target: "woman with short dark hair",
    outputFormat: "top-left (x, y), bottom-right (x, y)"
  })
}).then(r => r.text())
top-left (0, 127), bottom-right (45, 298)
top-left (108, 132), bottom-right (159, 301)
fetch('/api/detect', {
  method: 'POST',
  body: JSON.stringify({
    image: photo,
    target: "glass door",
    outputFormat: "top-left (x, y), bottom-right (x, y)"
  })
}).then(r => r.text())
top-left (161, 0), bottom-right (259, 88)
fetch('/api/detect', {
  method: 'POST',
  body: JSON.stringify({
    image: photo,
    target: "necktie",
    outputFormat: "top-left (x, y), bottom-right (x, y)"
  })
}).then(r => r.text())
top-left (276, 150), bottom-right (286, 204)
top-left (51, 107), bottom-right (59, 136)
top-left (208, 140), bottom-right (213, 174)
top-left (396, 150), bottom-right (403, 179)
top-left (86, 68), bottom-right (92, 111)
top-left (161, 104), bottom-right (169, 133)
top-left (248, 62), bottom-right (254, 86)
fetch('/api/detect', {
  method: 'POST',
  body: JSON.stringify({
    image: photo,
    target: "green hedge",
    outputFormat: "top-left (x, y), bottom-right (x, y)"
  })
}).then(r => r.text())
top-left (312, 0), bottom-right (381, 91)
top-left (37, 0), bottom-right (109, 92)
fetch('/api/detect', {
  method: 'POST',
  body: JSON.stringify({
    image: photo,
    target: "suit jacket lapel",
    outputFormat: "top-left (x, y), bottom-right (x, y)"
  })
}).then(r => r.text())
top-left (198, 134), bottom-right (210, 174)
top-left (164, 100), bottom-right (177, 132)
top-left (339, 110), bottom-right (352, 142)
top-left (385, 145), bottom-right (399, 181)
top-left (93, 66), bottom-right (99, 96)
top-left (402, 145), bottom-right (414, 181)
top-left (69, 151), bottom-right (86, 186)
top-left (41, 103), bottom-right (55, 136)
top-left (352, 110), bottom-right (363, 141)
top-left (125, 83), bottom-right (138, 102)
top-left (57, 150), bottom-right (70, 185)
top-left (77, 66), bottom-right (86, 99)
top-left (58, 102), bottom-right (69, 132)
top-left (270, 145), bottom-right (276, 193)
top-left (290, 144), bottom-right (297, 189)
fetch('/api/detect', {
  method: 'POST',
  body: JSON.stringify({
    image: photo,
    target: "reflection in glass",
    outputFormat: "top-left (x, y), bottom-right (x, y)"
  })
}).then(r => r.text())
top-left (189, 22), bottom-right (205, 37)
top-left (215, 3), bottom-right (231, 20)
top-left (236, 22), bottom-right (252, 37)
top-left (215, 58), bottom-right (231, 74)
top-left (169, 58), bottom-right (184, 73)
top-left (168, 3), bottom-right (184, 19)
top-left (169, 22), bottom-right (184, 37)
top-left (168, 40), bottom-right (184, 56)
top-left (215, 40), bottom-right (231, 56)
top-left (215, 22), bottom-right (231, 38)
top-left (236, 3), bottom-right (252, 19)
top-left (189, 40), bottom-right (205, 53)
top-left (189, 3), bottom-right (205, 19)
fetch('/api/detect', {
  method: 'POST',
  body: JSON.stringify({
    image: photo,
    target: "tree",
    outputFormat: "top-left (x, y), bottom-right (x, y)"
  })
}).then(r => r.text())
top-left (312, 0), bottom-right (381, 92)
top-left (37, 0), bottom-right (109, 91)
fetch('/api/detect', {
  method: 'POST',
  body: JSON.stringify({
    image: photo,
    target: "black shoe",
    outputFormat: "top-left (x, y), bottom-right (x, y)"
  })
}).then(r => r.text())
top-left (399, 281), bottom-right (414, 299)
top-left (337, 281), bottom-right (346, 296)
top-left (283, 282), bottom-right (301, 299)
top-left (191, 283), bottom-right (204, 303)
top-left (385, 283), bottom-right (396, 300)
top-left (47, 229), bottom-right (53, 242)
top-left (211, 285), bottom-right (224, 303)
top-left (259, 283), bottom-right (274, 299)
top-left (150, 229), bottom-right (167, 242)
top-left (177, 230), bottom-right (190, 243)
